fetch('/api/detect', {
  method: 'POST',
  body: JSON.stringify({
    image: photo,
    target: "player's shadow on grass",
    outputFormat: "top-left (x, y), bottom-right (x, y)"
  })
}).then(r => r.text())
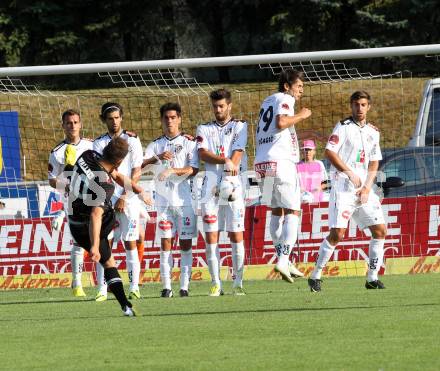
top-left (0, 301), bottom-right (438, 322)
top-left (0, 298), bottom-right (97, 306)
top-left (143, 301), bottom-right (440, 318)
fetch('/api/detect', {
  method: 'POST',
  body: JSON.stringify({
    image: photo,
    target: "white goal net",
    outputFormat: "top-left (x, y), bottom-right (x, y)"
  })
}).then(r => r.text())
top-left (0, 44), bottom-right (439, 291)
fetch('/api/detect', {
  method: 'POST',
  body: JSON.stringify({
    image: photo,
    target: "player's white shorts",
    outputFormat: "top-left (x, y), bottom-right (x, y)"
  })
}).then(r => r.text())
top-left (200, 174), bottom-right (245, 233)
top-left (255, 159), bottom-right (301, 210)
top-left (113, 201), bottom-right (140, 242)
top-left (156, 206), bottom-right (197, 240)
top-left (328, 186), bottom-right (385, 230)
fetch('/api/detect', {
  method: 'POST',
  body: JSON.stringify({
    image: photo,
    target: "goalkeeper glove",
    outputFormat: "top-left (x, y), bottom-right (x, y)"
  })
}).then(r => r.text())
top-left (51, 210), bottom-right (66, 231)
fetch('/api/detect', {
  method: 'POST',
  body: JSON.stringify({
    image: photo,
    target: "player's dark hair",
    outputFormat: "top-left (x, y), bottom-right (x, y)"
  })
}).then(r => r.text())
top-left (61, 109), bottom-right (81, 123)
top-left (160, 102), bottom-right (182, 118)
top-left (100, 102), bottom-right (123, 120)
top-left (102, 137), bottom-right (128, 164)
top-left (350, 90), bottom-right (371, 103)
top-left (209, 88), bottom-right (231, 103)
top-left (278, 69), bottom-right (305, 92)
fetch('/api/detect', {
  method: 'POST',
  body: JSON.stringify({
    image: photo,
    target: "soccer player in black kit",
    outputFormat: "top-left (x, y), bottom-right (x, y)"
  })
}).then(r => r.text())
top-left (67, 137), bottom-right (150, 316)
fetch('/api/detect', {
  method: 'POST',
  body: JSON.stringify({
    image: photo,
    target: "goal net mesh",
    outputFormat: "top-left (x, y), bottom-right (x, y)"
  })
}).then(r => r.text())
top-left (0, 53), bottom-right (438, 291)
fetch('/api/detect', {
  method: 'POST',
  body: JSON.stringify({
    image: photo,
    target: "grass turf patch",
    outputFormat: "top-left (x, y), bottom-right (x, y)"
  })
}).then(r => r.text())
top-left (1, 274), bottom-right (439, 370)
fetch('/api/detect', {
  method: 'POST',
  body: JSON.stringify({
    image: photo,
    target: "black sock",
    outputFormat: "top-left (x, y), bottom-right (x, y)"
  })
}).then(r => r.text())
top-left (104, 267), bottom-right (131, 309)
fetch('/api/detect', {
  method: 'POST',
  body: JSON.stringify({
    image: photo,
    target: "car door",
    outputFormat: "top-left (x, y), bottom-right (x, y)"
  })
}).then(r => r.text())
top-left (380, 153), bottom-right (425, 197)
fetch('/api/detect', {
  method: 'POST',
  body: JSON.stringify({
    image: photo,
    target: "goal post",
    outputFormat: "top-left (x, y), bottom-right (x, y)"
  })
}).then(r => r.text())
top-left (0, 44), bottom-right (439, 291)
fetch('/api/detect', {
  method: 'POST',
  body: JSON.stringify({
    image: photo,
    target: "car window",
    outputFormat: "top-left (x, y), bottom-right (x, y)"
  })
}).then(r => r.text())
top-left (382, 155), bottom-right (421, 183)
top-left (423, 154), bottom-right (440, 180)
top-left (425, 88), bottom-right (440, 145)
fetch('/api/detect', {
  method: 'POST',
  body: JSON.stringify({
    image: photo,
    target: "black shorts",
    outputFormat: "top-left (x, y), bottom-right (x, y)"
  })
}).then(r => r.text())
top-left (69, 211), bottom-right (115, 264)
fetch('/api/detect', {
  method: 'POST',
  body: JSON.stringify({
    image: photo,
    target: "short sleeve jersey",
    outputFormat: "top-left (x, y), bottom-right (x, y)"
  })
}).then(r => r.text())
top-left (196, 119), bottom-right (248, 180)
top-left (255, 92), bottom-right (299, 163)
top-left (68, 150), bottom-right (115, 222)
top-left (48, 138), bottom-right (93, 180)
top-left (326, 117), bottom-right (382, 183)
top-left (144, 133), bottom-right (199, 207)
top-left (93, 130), bottom-right (143, 199)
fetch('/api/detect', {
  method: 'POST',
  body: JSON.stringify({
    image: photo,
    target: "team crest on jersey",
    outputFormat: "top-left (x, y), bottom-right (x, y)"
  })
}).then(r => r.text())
top-left (196, 136), bottom-right (203, 143)
top-left (328, 134), bottom-right (339, 145)
top-left (174, 144), bottom-right (183, 154)
top-left (342, 210), bottom-right (351, 219)
top-left (282, 103), bottom-right (289, 110)
top-left (203, 214), bottom-right (217, 224)
top-left (224, 127), bottom-right (232, 136)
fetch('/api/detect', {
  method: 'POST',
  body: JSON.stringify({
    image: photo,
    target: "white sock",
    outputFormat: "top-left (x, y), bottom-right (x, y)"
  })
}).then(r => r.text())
top-left (206, 243), bottom-right (220, 285)
top-left (231, 242), bottom-right (245, 288)
top-left (70, 244), bottom-right (83, 288)
top-left (270, 214), bottom-right (283, 247)
top-left (311, 238), bottom-right (337, 280)
top-left (160, 250), bottom-right (173, 290)
top-left (96, 262), bottom-right (107, 294)
top-left (126, 249), bottom-right (140, 291)
top-left (367, 239), bottom-right (385, 282)
top-left (180, 249), bottom-right (192, 290)
top-left (277, 214), bottom-right (299, 266)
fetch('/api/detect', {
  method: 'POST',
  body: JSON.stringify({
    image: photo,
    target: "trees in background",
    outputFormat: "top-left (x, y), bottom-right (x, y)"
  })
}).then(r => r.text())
top-left (0, 0), bottom-right (439, 80)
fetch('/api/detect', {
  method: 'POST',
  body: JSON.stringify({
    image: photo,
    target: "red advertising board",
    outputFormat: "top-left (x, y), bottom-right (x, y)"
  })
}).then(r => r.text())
top-left (1, 196), bottom-right (439, 279)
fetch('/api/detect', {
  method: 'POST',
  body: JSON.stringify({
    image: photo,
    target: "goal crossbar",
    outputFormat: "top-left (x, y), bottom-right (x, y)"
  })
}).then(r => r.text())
top-left (1, 44), bottom-right (440, 77)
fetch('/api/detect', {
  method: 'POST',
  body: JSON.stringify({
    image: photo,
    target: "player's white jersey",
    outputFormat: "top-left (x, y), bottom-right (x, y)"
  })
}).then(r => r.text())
top-left (144, 133), bottom-right (198, 207)
top-left (196, 118), bottom-right (248, 179)
top-left (93, 130), bottom-right (143, 199)
top-left (255, 92), bottom-right (299, 163)
top-left (48, 138), bottom-right (93, 179)
top-left (326, 117), bottom-right (382, 185)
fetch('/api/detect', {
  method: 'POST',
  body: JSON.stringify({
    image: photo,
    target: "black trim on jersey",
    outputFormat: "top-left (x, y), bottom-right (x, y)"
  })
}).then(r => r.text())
top-left (51, 140), bottom-right (67, 153)
top-left (153, 135), bottom-right (165, 142)
top-left (51, 138), bottom-right (91, 153)
top-left (340, 117), bottom-right (353, 126)
top-left (95, 132), bottom-right (112, 141)
top-left (165, 132), bottom-right (183, 141)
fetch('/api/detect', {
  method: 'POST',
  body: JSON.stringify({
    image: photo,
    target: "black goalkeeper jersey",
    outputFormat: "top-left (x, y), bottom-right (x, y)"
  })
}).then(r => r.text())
top-left (68, 150), bottom-right (115, 222)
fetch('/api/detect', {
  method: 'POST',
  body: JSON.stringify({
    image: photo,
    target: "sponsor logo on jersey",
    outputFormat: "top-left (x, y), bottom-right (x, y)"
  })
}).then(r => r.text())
top-left (216, 145), bottom-right (225, 157)
top-left (282, 103), bottom-right (289, 110)
top-left (328, 134), bottom-right (339, 145)
top-left (356, 150), bottom-right (365, 163)
top-left (203, 214), bottom-right (217, 224)
top-left (159, 220), bottom-right (173, 230)
top-left (254, 161), bottom-right (277, 178)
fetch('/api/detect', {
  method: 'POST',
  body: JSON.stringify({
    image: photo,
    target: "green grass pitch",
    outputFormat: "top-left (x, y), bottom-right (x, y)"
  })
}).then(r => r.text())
top-left (2, 274), bottom-right (439, 370)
